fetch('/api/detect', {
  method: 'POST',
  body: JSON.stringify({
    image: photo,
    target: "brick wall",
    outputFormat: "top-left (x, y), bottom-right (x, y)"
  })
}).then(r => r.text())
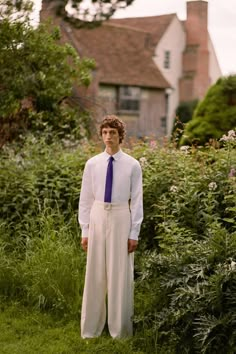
top-left (180, 0), bottom-right (210, 102)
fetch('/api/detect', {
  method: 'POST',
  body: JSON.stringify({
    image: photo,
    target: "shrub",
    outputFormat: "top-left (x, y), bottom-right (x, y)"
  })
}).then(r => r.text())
top-left (131, 137), bottom-right (236, 352)
top-left (0, 137), bottom-right (97, 237)
top-left (181, 75), bottom-right (236, 145)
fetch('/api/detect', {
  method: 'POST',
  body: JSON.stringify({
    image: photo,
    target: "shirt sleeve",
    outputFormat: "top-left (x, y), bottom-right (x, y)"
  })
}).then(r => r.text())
top-left (129, 161), bottom-right (143, 240)
top-left (78, 161), bottom-right (94, 238)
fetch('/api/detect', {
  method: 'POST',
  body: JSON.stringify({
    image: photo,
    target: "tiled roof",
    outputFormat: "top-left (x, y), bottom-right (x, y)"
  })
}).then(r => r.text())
top-left (61, 22), bottom-right (170, 89)
top-left (110, 14), bottom-right (176, 43)
top-left (40, 4), bottom-right (173, 89)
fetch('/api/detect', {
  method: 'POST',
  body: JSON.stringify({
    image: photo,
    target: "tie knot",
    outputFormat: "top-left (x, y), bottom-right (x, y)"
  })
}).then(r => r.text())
top-left (109, 156), bottom-right (114, 162)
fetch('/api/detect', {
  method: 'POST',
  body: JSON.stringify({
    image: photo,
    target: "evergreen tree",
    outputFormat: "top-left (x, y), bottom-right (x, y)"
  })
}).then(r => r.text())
top-left (182, 75), bottom-right (236, 145)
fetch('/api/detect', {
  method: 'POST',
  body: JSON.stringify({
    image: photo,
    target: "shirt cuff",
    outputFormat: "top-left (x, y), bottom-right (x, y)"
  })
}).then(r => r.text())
top-left (129, 231), bottom-right (139, 240)
top-left (129, 223), bottom-right (141, 240)
top-left (81, 225), bottom-right (89, 238)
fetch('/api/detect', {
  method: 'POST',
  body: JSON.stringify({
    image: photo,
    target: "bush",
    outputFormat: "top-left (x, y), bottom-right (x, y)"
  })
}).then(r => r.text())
top-left (181, 75), bottom-right (236, 145)
top-left (131, 137), bottom-right (236, 352)
top-left (0, 16), bottom-right (95, 147)
top-left (0, 137), bottom-right (97, 237)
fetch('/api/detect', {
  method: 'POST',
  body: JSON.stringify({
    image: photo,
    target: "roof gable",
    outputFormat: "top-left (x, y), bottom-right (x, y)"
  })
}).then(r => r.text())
top-left (110, 14), bottom-right (177, 44)
top-left (60, 21), bottom-right (170, 89)
top-left (40, 6), bottom-right (173, 89)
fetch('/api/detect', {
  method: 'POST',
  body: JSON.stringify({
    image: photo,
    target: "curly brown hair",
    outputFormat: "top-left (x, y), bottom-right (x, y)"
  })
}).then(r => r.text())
top-left (99, 115), bottom-right (126, 143)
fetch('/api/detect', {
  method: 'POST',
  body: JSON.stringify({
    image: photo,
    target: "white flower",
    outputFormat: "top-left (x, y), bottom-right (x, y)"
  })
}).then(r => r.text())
top-left (139, 157), bottom-right (148, 168)
top-left (208, 182), bottom-right (217, 191)
top-left (230, 260), bottom-right (236, 270)
top-left (228, 130), bottom-right (236, 137)
top-left (170, 185), bottom-right (178, 193)
top-left (220, 130), bottom-right (236, 142)
top-left (15, 154), bottom-right (25, 166)
top-left (180, 145), bottom-right (190, 153)
top-left (220, 134), bottom-right (227, 142)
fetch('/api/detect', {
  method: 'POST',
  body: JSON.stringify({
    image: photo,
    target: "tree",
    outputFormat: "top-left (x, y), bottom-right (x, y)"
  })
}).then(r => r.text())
top-left (14, 0), bottom-right (135, 26)
top-left (181, 75), bottom-right (236, 145)
top-left (0, 1), bottom-right (95, 147)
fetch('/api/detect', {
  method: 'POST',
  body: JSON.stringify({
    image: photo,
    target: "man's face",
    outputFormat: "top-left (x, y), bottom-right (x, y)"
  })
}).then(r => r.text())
top-left (102, 127), bottom-right (120, 149)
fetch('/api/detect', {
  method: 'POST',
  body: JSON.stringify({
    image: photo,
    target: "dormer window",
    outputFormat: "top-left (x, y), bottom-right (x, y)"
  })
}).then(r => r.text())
top-left (118, 86), bottom-right (140, 114)
top-left (164, 50), bottom-right (171, 69)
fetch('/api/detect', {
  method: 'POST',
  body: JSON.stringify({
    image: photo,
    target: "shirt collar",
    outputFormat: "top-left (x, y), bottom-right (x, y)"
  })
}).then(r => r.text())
top-left (104, 149), bottom-right (122, 161)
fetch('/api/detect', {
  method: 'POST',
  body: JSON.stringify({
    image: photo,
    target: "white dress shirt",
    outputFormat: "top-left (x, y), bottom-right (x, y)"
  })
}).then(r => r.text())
top-left (78, 149), bottom-right (143, 240)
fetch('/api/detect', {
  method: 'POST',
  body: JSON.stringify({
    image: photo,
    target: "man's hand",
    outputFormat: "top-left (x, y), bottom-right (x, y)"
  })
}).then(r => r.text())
top-left (128, 239), bottom-right (138, 253)
top-left (81, 237), bottom-right (88, 252)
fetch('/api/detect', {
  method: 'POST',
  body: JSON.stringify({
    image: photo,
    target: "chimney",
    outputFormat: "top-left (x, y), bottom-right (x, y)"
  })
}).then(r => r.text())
top-left (179, 0), bottom-right (210, 102)
top-left (186, 0), bottom-right (208, 49)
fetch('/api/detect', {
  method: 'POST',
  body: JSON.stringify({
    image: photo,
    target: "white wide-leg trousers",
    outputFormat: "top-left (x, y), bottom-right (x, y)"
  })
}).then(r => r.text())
top-left (81, 201), bottom-right (134, 339)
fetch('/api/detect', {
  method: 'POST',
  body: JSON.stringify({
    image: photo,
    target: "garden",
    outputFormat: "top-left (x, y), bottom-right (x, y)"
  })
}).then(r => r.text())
top-left (1, 2), bottom-right (236, 351)
top-left (0, 131), bottom-right (236, 353)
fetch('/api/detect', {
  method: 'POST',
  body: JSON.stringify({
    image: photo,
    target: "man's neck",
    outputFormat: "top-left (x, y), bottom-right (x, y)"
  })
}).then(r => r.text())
top-left (106, 147), bottom-right (120, 155)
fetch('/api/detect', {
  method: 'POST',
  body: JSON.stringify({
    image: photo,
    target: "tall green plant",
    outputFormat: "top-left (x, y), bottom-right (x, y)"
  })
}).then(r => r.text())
top-left (0, 12), bottom-right (95, 146)
top-left (132, 137), bottom-right (236, 352)
top-left (0, 138), bottom-right (96, 236)
top-left (181, 76), bottom-right (236, 145)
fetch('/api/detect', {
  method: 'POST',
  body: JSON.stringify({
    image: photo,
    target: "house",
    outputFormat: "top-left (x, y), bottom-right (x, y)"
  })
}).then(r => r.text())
top-left (40, 0), bottom-right (222, 139)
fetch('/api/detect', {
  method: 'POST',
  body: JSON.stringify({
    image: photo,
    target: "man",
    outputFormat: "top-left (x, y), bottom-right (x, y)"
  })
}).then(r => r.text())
top-left (78, 115), bottom-right (143, 339)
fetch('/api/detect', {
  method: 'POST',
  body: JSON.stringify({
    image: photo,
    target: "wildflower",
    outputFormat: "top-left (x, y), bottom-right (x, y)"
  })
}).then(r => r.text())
top-left (139, 157), bottom-right (148, 168)
top-left (208, 182), bottom-right (217, 191)
top-left (228, 130), bottom-right (236, 138)
top-left (150, 140), bottom-right (157, 149)
top-left (220, 130), bottom-right (236, 142)
top-left (230, 260), bottom-right (236, 271)
top-left (228, 168), bottom-right (236, 178)
top-left (170, 185), bottom-right (178, 193)
top-left (180, 145), bottom-right (190, 153)
top-left (15, 154), bottom-right (25, 166)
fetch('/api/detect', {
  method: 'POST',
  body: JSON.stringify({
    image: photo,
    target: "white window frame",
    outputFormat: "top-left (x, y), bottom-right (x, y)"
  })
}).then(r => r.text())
top-left (164, 50), bottom-right (171, 69)
top-left (118, 86), bottom-right (140, 114)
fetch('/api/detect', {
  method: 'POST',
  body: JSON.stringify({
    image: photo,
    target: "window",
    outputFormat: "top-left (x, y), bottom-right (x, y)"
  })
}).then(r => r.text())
top-left (161, 116), bottom-right (167, 134)
top-left (164, 50), bottom-right (171, 69)
top-left (118, 86), bottom-right (140, 113)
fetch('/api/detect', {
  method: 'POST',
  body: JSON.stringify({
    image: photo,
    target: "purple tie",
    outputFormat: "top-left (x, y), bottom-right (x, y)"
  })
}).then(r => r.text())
top-left (104, 156), bottom-right (114, 203)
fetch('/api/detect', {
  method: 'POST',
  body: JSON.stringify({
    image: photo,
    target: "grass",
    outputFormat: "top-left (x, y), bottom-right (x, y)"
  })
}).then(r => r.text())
top-left (0, 303), bottom-right (146, 354)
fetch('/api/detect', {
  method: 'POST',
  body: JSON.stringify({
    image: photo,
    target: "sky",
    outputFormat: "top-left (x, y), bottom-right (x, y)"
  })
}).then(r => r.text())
top-left (33, 0), bottom-right (235, 76)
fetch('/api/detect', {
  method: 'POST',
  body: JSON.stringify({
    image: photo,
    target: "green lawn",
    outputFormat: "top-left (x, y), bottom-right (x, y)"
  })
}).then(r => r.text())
top-left (0, 304), bottom-right (146, 354)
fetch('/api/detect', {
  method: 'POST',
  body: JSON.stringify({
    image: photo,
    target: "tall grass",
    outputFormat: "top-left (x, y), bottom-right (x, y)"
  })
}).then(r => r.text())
top-left (0, 210), bottom-right (85, 318)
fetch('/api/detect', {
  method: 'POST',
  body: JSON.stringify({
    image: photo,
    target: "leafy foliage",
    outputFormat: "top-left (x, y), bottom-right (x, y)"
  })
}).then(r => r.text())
top-left (182, 75), bottom-right (236, 145)
top-left (0, 135), bottom-right (236, 352)
top-left (0, 8), bottom-right (95, 147)
top-left (41, 0), bottom-right (135, 26)
top-left (0, 137), bottom-right (94, 233)
top-left (173, 99), bottom-right (199, 144)
top-left (131, 138), bottom-right (236, 353)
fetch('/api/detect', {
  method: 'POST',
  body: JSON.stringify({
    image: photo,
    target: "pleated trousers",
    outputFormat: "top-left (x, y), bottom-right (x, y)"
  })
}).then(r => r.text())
top-left (81, 200), bottom-right (134, 339)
